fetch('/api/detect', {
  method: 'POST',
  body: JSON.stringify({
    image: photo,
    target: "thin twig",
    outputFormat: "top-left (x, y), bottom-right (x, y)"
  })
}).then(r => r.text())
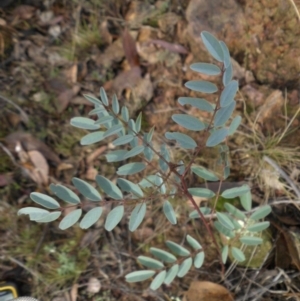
top-left (7, 256), bottom-right (41, 280)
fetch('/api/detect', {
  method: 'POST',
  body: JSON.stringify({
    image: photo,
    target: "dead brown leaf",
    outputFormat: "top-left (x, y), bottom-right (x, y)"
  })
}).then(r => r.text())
top-left (148, 39), bottom-right (188, 54)
top-left (122, 28), bottom-right (139, 68)
top-left (99, 20), bottom-right (113, 45)
top-left (256, 90), bottom-right (284, 129)
top-left (70, 283), bottom-right (78, 301)
top-left (27, 150), bottom-right (49, 185)
top-left (86, 146), bottom-right (107, 164)
top-left (12, 5), bottom-right (36, 21)
top-left (112, 66), bottom-right (142, 97)
top-left (44, 77), bottom-right (80, 113)
top-left (64, 63), bottom-right (78, 84)
top-left (5, 132), bottom-right (61, 166)
top-left (85, 166), bottom-right (98, 181)
top-left (132, 227), bottom-right (154, 242)
top-left (277, 227), bottom-right (300, 270)
top-left (275, 232), bottom-right (292, 269)
top-left (56, 88), bottom-right (76, 113)
top-left (183, 281), bottom-right (234, 301)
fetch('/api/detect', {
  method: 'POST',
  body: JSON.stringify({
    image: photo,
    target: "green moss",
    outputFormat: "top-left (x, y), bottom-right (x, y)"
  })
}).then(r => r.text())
top-left (54, 125), bottom-right (86, 157)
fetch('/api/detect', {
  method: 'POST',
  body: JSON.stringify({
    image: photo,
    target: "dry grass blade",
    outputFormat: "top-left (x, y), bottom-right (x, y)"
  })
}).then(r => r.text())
top-left (0, 94), bottom-right (29, 124)
top-left (263, 156), bottom-right (300, 199)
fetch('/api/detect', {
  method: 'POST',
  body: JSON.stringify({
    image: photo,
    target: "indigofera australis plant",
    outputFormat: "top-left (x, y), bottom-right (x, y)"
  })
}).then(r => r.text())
top-left (18, 31), bottom-right (271, 290)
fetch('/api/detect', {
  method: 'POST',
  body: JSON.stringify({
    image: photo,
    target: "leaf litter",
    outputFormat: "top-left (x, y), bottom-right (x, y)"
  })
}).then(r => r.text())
top-left (0, 0), bottom-right (300, 300)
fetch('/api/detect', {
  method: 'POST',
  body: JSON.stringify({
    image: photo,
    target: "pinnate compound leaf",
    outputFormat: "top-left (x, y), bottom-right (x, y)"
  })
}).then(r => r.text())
top-left (172, 114), bottom-right (205, 131)
top-left (83, 94), bottom-right (102, 105)
top-left (117, 178), bottom-right (144, 197)
top-left (231, 219), bottom-right (243, 230)
top-left (94, 115), bottom-right (114, 125)
top-left (88, 105), bottom-right (107, 115)
top-left (224, 166), bottom-right (230, 180)
top-left (129, 203), bottom-right (146, 232)
top-left (158, 144), bottom-right (170, 172)
top-left (229, 115), bottom-right (242, 135)
top-left (240, 191), bottom-right (252, 211)
top-left (80, 207), bottom-right (103, 229)
top-left (117, 162), bottom-right (146, 176)
top-left (189, 207), bottom-right (211, 219)
top-left (72, 177), bottom-right (101, 201)
top-left (105, 205), bottom-right (124, 231)
top-left (201, 31), bottom-right (224, 62)
top-left (35, 212), bottom-right (61, 223)
top-left (150, 248), bottom-right (177, 263)
top-left (163, 200), bottom-right (177, 225)
top-left (220, 80), bottom-right (238, 107)
top-left (138, 175), bottom-right (157, 188)
top-left (239, 236), bottom-right (263, 246)
top-left (103, 124), bottom-right (123, 138)
top-left (191, 165), bottom-right (218, 181)
top-left (178, 97), bottom-right (214, 112)
top-left (123, 145), bottom-right (145, 159)
top-left (128, 119), bottom-right (136, 133)
top-left (224, 203), bottom-right (246, 220)
top-left (135, 112), bottom-right (142, 133)
top-left (246, 221), bottom-right (270, 232)
top-left (185, 80), bottom-right (218, 94)
top-left (130, 137), bottom-right (138, 148)
top-left (166, 241), bottom-right (190, 257)
top-left (214, 101), bottom-right (236, 127)
top-left (105, 150), bottom-right (127, 162)
top-left (231, 247), bottom-right (245, 262)
top-left (18, 207), bottom-right (49, 221)
top-left (186, 235), bottom-right (202, 251)
top-left (223, 63), bottom-right (233, 86)
top-left (220, 41), bottom-right (231, 68)
top-left (146, 127), bottom-right (155, 142)
top-left (221, 184), bottom-right (250, 199)
top-left (217, 212), bottom-right (235, 230)
top-left (250, 205), bottom-right (271, 221)
top-left (50, 184), bottom-right (80, 204)
top-left (206, 128), bottom-right (228, 147)
top-left (112, 94), bottom-right (119, 114)
top-left (81, 131), bottom-right (105, 145)
top-left (165, 132), bottom-right (197, 149)
top-left (99, 87), bottom-right (109, 106)
top-left (150, 270), bottom-right (166, 290)
top-left (222, 245), bottom-right (229, 263)
top-left (112, 134), bottom-right (134, 146)
top-left (59, 209), bottom-right (82, 230)
top-left (138, 256), bottom-right (164, 269)
top-left (190, 63), bottom-right (221, 75)
top-left (188, 187), bottom-right (215, 198)
top-left (164, 264), bottom-right (179, 285)
top-left (143, 145), bottom-right (154, 161)
top-left (125, 270), bottom-right (155, 283)
top-left (121, 106), bottom-right (129, 122)
top-left (95, 175), bottom-right (123, 200)
top-left (214, 221), bottom-right (234, 238)
top-left (30, 192), bottom-right (60, 209)
top-left (194, 251), bottom-right (205, 268)
top-left (177, 257), bottom-right (192, 278)
top-left (70, 117), bottom-right (100, 130)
